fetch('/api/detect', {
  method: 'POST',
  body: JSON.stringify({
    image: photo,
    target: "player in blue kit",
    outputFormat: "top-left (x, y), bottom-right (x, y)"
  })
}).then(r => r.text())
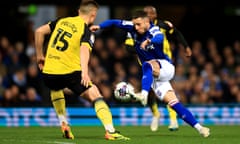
top-left (125, 5), bottom-right (193, 132)
top-left (90, 10), bottom-right (210, 137)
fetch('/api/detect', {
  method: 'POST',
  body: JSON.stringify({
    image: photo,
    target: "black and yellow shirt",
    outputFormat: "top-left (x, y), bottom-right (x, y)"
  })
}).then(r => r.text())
top-left (155, 19), bottom-right (173, 59)
top-left (43, 16), bottom-right (93, 74)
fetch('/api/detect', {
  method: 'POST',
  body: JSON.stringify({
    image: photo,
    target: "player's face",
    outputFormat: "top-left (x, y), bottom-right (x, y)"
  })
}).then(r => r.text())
top-left (132, 17), bottom-right (150, 35)
top-left (144, 8), bottom-right (157, 22)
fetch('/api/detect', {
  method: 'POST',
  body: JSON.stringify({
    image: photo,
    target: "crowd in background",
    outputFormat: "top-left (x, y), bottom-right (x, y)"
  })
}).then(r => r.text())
top-left (89, 29), bottom-right (240, 106)
top-left (0, 22), bottom-right (239, 108)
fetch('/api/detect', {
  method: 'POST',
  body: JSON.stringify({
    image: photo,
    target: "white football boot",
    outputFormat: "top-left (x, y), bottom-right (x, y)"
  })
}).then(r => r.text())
top-left (133, 92), bottom-right (148, 106)
top-left (150, 116), bottom-right (160, 131)
top-left (199, 127), bottom-right (210, 138)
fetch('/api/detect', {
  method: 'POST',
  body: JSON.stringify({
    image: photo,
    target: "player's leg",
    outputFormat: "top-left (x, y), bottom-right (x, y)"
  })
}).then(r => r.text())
top-left (163, 90), bottom-right (210, 137)
top-left (148, 89), bottom-right (178, 132)
top-left (156, 60), bottom-right (209, 137)
top-left (42, 73), bottom-right (74, 139)
top-left (148, 88), bottom-right (179, 132)
top-left (66, 71), bottom-right (129, 140)
top-left (51, 90), bottom-right (74, 139)
top-left (167, 81), bottom-right (179, 131)
top-left (148, 89), bottom-right (160, 132)
top-left (81, 84), bottom-right (130, 140)
top-left (167, 104), bottom-right (179, 131)
top-left (134, 61), bottom-right (156, 106)
top-left (135, 60), bottom-right (209, 137)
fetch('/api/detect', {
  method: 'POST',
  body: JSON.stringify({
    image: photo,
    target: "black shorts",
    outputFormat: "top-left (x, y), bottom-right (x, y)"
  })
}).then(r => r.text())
top-left (42, 71), bottom-right (90, 95)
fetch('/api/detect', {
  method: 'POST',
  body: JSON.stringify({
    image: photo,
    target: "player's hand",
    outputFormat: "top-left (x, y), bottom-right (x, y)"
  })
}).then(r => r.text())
top-left (81, 72), bottom-right (92, 87)
top-left (140, 39), bottom-right (151, 50)
top-left (89, 25), bottom-right (100, 32)
top-left (36, 55), bottom-right (45, 70)
top-left (185, 47), bottom-right (192, 57)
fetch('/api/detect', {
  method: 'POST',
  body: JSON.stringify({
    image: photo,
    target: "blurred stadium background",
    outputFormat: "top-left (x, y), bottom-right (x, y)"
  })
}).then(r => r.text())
top-left (0, 0), bottom-right (240, 127)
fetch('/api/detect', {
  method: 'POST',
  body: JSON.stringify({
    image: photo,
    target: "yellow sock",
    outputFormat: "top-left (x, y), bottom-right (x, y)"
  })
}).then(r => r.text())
top-left (148, 91), bottom-right (160, 118)
top-left (167, 105), bottom-right (177, 122)
top-left (150, 102), bottom-right (160, 118)
top-left (51, 90), bottom-right (67, 124)
top-left (94, 99), bottom-right (114, 132)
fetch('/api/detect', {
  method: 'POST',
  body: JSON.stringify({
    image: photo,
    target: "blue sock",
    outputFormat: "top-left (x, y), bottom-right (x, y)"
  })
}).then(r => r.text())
top-left (142, 62), bottom-right (153, 92)
top-left (171, 102), bottom-right (198, 127)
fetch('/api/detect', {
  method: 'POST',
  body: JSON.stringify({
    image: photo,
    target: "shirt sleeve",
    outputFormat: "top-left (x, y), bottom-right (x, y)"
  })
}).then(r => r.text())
top-left (48, 18), bottom-right (61, 32)
top-left (149, 26), bottom-right (164, 44)
top-left (99, 19), bottom-right (133, 31)
top-left (81, 24), bottom-right (94, 51)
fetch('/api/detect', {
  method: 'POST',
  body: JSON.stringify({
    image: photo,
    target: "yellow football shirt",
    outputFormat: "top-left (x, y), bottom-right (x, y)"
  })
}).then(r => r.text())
top-left (43, 16), bottom-right (93, 74)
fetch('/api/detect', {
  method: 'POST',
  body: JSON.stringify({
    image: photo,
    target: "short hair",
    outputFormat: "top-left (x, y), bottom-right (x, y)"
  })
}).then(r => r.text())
top-left (79, 0), bottom-right (99, 14)
top-left (132, 10), bottom-right (148, 19)
top-left (143, 6), bottom-right (157, 13)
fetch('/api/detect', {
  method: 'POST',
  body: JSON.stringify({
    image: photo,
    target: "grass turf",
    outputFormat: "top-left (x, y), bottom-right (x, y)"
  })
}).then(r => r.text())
top-left (0, 125), bottom-right (239, 144)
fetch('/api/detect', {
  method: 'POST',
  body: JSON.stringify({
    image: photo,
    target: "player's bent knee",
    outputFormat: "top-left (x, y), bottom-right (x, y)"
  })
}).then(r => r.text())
top-left (163, 90), bottom-right (179, 105)
top-left (82, 84), bottom-right (103, 102)
top-left (168, 99), bottom-right (179, 107)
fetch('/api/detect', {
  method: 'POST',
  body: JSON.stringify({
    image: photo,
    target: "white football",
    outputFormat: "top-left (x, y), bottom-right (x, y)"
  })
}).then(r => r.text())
top-left (114, 82), bottom-right (134, 102)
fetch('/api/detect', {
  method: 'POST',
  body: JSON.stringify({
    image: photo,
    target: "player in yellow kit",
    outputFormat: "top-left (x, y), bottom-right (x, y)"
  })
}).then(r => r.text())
top-left (35, 0), bottom-right (129, 140)
top-left (125, 5), bottom-right (192, 132)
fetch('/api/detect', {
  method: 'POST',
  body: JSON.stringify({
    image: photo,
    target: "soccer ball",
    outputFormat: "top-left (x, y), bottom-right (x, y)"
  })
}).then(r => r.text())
top-left (114, 82), bottom-right (134, 102)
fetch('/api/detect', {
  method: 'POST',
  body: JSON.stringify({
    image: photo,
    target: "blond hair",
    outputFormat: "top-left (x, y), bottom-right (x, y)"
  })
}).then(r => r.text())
top-left (79, 0), bottom-right (99, 14)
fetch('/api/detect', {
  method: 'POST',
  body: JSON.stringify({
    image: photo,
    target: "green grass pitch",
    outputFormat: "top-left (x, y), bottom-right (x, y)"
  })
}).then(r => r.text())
top-left (0, 125), bottom-right (239, 144)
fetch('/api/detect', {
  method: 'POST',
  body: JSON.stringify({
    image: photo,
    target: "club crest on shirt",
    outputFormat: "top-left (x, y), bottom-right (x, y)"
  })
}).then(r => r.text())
top-left (146, 44), bottom-right (154, 50)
